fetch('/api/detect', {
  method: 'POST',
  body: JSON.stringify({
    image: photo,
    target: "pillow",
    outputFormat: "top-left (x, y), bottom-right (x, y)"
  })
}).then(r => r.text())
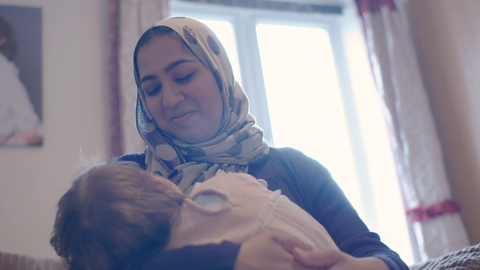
top-left (410, 243), bottom-right (480, 270)
top-left (0, 251), bottom-right (67, 270)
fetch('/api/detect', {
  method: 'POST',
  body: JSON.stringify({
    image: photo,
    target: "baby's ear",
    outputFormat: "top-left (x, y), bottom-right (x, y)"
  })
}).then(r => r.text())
top-left (257, 179), bottom-right (268, 188)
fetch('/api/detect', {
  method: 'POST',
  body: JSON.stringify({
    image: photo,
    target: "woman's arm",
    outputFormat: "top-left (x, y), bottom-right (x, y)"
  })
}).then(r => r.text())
top-left (262, 147), bottom-right (409, 270)
top-left (136, 241), bottom-right (240, 270)
top-left (118, 153), bottom-right (148, 169)
top-left (133, 233), bottom-right (315, 270)
top-left (236, 232), bottom-right (315, 270)
top-left (293, 248), bottom-right (390, 270)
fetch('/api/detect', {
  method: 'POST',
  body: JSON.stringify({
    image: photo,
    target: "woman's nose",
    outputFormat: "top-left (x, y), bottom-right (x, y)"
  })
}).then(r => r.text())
top-left (161, 85), bottom-right (184, 109)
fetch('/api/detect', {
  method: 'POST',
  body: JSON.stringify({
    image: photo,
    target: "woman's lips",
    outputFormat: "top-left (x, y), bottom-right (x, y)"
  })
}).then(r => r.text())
top-left (171, 111), bottom-right (194, 124)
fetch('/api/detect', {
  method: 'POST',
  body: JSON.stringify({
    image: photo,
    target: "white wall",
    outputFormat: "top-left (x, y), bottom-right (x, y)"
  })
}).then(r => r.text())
top-left (405, 0), bottom-right (480, 244)
top-left (0, 0), bottom-right (109, 258)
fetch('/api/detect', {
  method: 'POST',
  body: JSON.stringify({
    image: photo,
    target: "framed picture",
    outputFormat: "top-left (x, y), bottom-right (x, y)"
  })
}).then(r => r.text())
top-left (0, 4), bottom-right (43, 147)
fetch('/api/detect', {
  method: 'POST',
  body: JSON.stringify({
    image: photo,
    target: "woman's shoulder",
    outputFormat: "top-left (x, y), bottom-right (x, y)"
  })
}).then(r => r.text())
top-left (267, 147), bottom-right (328, 171)
top-left (118, 152), bottom-right (146, 170)
top-left (250, 146), bottom-right (330, 181)
top-left (268, 146), bottom-right (310, 160)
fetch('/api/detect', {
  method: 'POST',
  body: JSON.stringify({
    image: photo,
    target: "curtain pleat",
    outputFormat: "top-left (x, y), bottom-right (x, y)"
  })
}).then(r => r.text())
top-left (109, 0), bottom-right (169, 156)
top-left (108, 0), bottom-right (121, 157)
top-left (354, 0), bottom-right (470, 261)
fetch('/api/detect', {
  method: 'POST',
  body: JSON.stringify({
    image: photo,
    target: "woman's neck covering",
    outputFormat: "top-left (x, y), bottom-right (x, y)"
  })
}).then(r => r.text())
top-left (134, 17), bottom-right (269, 194)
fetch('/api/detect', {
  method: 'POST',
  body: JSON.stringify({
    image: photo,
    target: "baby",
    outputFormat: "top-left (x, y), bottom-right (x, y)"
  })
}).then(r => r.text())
top-left (51, 163), bottom-right (338, 270)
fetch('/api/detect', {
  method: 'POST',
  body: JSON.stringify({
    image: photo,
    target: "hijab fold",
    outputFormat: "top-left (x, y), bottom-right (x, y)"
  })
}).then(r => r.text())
top-left (135, 17), bottom-right (269, 194)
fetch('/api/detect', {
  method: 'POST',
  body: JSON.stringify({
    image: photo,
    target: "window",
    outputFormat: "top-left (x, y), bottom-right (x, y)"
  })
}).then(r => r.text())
top-left (171, 0), bottom-right (415, 264)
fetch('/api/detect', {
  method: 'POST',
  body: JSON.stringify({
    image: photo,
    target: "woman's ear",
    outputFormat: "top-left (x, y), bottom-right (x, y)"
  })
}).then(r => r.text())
top-left (0, 37), bottom-right (6, 46)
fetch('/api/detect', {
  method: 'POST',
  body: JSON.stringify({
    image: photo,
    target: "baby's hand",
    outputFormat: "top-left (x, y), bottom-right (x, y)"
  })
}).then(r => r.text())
top-left (235, 232), bottom-right (314, 270)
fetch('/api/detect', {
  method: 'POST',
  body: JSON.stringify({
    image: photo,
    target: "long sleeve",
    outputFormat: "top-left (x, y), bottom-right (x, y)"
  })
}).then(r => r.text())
top-left (130, 241), bottom-right (240, 270)
top-left (119, 148), bottom-right (409, 270)
top-left (255, 147), bottom-right (408, 270)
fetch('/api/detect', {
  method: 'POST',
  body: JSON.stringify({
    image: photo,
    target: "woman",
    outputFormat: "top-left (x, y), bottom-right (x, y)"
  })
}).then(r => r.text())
top-left (120, 17), bottom-right (408, 270)
top-left (0, 15), bottom-right (42, 146)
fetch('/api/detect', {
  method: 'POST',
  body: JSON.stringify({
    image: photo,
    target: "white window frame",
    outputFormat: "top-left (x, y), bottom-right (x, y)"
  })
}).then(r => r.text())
top-left (170, 0), bottom-right (417, 264)
top-left (169, 3), bottom-right (420, 264)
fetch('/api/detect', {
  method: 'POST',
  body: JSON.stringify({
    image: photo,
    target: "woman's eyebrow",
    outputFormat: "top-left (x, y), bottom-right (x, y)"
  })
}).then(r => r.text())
top-left (164, 59), bottom-right (195, 73)
top-left (140, 75), bottom-right (156, 84)
top-left (140, 59), bottom-right (196, 83)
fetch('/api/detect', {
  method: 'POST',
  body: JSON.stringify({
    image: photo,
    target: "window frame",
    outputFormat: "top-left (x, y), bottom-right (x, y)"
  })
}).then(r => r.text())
top-left (170, 0), bottom-right (377, 232)
top-left (170, 1), bottom-right (417, 264)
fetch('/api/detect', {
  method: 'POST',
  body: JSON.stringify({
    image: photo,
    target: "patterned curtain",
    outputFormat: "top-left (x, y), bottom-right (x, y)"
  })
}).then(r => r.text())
top-left (108, 0), bottom-right (169, 157)
top-left (354, 0), bottom-right (470, 261)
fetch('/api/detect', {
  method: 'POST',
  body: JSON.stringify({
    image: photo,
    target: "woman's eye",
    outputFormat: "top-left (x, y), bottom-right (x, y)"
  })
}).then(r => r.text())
top-left (145, 86), bottom-right (161, 97)
top-left (176, 73), bottom-right (194, 83)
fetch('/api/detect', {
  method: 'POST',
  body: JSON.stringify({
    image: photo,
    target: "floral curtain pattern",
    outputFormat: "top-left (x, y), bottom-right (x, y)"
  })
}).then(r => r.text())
top-left (354, 0), bottom-right (469, 261)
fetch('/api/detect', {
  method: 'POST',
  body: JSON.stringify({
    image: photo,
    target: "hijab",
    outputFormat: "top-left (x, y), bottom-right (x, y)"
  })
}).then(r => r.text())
top-left (134, 17), bottom-right (269, 194)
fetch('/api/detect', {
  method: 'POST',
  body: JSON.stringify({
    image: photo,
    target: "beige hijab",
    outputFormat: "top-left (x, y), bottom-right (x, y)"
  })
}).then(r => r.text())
top-left (134, 17), bottom-right (269, 194)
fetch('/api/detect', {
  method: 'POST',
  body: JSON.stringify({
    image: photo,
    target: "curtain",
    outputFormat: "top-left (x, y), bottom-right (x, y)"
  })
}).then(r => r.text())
top-left (354, 0), bottom-right (469, 261)
top-left (108, 0), bottom-right (121, 157)
top-left (108, 0), bottom-right (169, 157)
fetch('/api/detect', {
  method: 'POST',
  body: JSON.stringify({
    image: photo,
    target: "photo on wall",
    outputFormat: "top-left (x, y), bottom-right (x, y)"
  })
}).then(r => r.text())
top-left (0, 4), bottom-right (43, 147)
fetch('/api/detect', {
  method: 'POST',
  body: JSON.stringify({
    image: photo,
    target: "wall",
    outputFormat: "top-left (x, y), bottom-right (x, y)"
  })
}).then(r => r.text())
top-left (0, 0), bottom-right (478, 260)
top-left (0, 0), bottom-right (109, 258)
top-left (405, 0), bottom-right (480, 244)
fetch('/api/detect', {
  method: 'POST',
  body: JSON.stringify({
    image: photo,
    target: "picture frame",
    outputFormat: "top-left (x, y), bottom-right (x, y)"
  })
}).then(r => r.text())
top-left (0, 4), bottom-right (43, 147)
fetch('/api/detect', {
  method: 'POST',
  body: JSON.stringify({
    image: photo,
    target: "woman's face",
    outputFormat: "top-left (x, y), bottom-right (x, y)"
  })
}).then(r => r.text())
top-left (137, 34), bottom-right (223, 144)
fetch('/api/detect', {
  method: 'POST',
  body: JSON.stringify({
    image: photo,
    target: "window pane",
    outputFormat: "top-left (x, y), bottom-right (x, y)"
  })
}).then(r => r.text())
top-left (256, 24), bottom-right (364, 217)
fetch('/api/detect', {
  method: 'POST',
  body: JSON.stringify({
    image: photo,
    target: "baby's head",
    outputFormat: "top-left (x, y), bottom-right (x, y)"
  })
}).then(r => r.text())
top-left (50, 163), bottom-right (185, 270)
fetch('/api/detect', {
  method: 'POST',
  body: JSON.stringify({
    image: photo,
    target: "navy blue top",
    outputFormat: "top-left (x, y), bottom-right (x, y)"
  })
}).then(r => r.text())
top-left (121, 147), bottom-right (408, 270)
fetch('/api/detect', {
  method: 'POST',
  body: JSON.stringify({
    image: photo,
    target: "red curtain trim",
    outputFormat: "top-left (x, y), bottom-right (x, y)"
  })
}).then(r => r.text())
top-left (406, 199), bottom-right (461, 223)
top-left (354, 0), bottom-right (397, 15)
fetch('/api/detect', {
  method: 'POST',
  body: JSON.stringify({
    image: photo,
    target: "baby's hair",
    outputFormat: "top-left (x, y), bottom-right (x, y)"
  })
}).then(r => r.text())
top-left (0, 15), bottom-right (17, 61)
top-left (50, 163), bottom-right (185, 270)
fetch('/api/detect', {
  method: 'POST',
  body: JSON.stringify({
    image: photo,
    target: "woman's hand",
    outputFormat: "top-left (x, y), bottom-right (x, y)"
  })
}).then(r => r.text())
top-left (293, 248), bottom-right (389, 270)
top-left (235, 232), bottom-right (316, 270)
